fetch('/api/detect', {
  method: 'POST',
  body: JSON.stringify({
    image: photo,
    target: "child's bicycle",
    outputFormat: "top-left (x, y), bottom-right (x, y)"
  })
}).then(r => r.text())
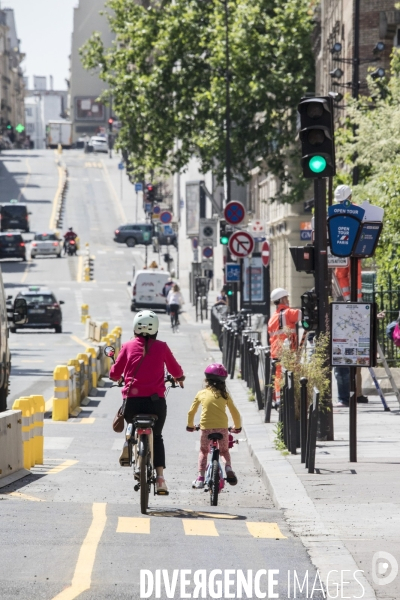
top-left (193, 426), bottom-right (239, 506)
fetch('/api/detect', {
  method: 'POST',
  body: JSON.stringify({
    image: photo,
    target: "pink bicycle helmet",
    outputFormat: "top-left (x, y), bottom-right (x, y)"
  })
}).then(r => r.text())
top-left (204, 363), bottom-right (228, 381)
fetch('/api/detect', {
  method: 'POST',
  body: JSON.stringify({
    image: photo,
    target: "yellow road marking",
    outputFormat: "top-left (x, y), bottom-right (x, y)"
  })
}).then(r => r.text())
top-left (70, 334), bottom-right (90, 349)
top-left (101, 159), bottom-right (127, 223)
top-left (246, 522), bottom-right (287, 539)
top-left (49, 160), bottom-right (65, 230)
top-left (47, 459), bottom-right (78, 474)
top-left (7, 491), bottom-right (43, 502)
top-left (78, 418), bottom-right (95, 424)
top-left (182, 519), bottom-right (219, 536)
top-left (117, 517), bottom-right (150, 534)
top-left (76, 255), bottom-right (83, 283)
top-left (18, 158), bottom-right (31, 200)
top-left (20, 258), bottom-right (32, 284)
top-left (51, 502), bottom-right (107, 600)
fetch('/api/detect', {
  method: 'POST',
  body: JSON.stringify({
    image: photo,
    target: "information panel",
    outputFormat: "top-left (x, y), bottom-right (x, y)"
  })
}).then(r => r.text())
top-left (330, 302), bottom-right (376, 367)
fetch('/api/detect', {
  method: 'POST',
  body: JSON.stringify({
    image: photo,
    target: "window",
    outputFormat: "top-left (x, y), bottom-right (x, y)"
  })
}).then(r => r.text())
top-left (25, 107), bottom-right (33, 117)
top-left (26, 123), bottom-right (34, 134)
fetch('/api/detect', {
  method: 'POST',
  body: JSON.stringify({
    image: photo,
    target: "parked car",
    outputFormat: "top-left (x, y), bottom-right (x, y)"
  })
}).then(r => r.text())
top-left (89, 136), bottom-right (108, 153)
top-left (129, 269), bottom-right (171, 312)
top-left (30, 232), bottom-right (62, 259)
top-left (0, 200), bottom-right (31, 232)
top-left (114, 223), bottom-right (153, 247)
top-left (0, 233), bottom-right (26, 261)
top-left (12, 286), bottom-right (64, 333)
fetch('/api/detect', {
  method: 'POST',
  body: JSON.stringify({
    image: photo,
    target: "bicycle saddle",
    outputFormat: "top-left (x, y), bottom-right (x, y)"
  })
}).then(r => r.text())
top-left (208, 432), bottom-right (223, 441)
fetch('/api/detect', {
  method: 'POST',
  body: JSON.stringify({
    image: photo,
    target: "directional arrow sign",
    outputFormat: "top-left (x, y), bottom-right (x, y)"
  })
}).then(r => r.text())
top-left (228, 231), bottom-right (254, 258)
top-left (261, 240), bottom-right (270, 267)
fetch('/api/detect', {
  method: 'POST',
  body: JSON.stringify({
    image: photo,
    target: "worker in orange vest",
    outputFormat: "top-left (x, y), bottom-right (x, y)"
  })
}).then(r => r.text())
top-left (333, 184), bottom-right (368, 405)
top-left (267, 288), bottom-right (302, 407)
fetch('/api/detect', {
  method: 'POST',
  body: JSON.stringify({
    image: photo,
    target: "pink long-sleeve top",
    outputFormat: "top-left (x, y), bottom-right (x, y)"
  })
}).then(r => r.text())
top-left (109, 336), bottom-right (184, 399)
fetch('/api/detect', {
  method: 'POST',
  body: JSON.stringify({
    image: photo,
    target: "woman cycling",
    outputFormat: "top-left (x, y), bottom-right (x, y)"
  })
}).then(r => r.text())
top-left (109, 309), bottom-right (185, 494)
top-left (167, 283), bottom-right (184, 328)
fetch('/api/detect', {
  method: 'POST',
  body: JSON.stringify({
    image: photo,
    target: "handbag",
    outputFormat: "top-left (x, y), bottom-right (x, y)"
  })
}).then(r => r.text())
top-left (112, 350), bottom-right (148, 432)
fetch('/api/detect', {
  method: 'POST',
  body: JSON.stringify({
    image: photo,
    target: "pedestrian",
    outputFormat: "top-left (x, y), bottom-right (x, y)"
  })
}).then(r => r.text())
top-left (333, 184), bottom-right (368, 406)
top-left (267, 288), bottom-right (302, 407)
top-left (214, 287), bottom-right (228, 306)
top-left (109, 310), bottom-right (185, 495)
top-left (186, 363), bottom-right (242, 489)
top-left (162, 277), bottom-right (174, 315)
top-left (167, 283), bottom-right (184, 327)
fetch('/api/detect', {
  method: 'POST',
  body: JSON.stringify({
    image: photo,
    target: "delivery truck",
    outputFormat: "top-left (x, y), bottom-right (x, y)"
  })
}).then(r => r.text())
top-left (47, 120), bottom-right (72, 149)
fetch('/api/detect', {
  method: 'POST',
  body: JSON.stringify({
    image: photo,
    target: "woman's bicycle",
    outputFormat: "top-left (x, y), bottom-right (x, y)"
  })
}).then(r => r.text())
top-left (170, 305), bottom-right (180, 333)
top-left (105, 345), bottom-right (181, 514)
top-left (193, 426), bottom-right (239, 506)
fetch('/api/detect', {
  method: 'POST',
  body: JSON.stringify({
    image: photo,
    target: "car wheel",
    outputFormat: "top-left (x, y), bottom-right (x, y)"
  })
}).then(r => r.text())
top-left (130, 303), bottom-right (135, 312)
top-left (21, 256), bottom-right (26, 262)
top-left (10, 327), bottom-right (17, 334)
top-left (54, 325), bottom-right (62, 334)
top-left (30, 253), bottom-right (34, 259)
top-left (126, 237), bottom-right (136, 247)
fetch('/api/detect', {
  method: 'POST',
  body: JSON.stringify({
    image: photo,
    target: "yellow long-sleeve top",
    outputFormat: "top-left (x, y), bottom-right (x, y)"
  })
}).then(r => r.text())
top-left (187, 387), bottom-right (242, 430)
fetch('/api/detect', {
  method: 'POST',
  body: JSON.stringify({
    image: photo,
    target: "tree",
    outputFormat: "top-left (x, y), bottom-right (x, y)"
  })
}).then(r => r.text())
top-left (335, 50), bottom-right (400, 282)
top-left (80, 0), bottom-right (315, 202)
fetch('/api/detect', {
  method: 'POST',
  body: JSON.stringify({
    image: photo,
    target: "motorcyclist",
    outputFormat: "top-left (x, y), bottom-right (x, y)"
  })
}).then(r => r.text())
top-left (63, 227), bottom-right (78, 255)
top-left (109, 309), bottom-right (185, 495)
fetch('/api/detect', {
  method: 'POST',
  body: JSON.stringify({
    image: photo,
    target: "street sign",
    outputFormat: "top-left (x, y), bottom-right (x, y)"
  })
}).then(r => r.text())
top-left (249, 220), bottom-right (264, 234)
top-left (300, 230), bottom-right (312, 241)
top-left (327, 247), bottom-right (348, 268)
top-left (228, 231), bottom-right (254, 258)
top-left (226, 263), bottom-right (241, 282)
top-left (330, 302), bottom-right (377, 368)
top-left (224, 201), bottom-right (246, 226)
top-left (145, 202), bottom-right (151, 213)
top-left (253, 236), bottom-right (266, 242)
top-left (192, 237), bottom-right (199, 250)
top-left (199, 218), bottom-right (217, 247)
top-left (135, 183), bottom-right (143, 192)
top-left (352, 222), bottom-right (383, 258)
top-left (261, 241), bottom-right (270, 267)
top-left (153, 205), bottom-right (161, 214)
top-left (160, 211), bottom-right (173, 224)
top-left (118, 162), bottom-right (124, 170)
top-left (203, 246), bottom-right (213, 259)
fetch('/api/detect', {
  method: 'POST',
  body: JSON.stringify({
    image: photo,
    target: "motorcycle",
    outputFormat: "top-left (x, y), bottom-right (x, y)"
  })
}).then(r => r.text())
top-left (65, 238), bottom-right (77, 256)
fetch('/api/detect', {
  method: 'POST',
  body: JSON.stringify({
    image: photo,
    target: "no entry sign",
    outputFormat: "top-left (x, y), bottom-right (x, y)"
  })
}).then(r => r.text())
top-left (261, 241), bottom-right (270, 267)
top-left (228, 231), bottom-right (254, 258)
top-left (224, 201), bottom-right (246, 226)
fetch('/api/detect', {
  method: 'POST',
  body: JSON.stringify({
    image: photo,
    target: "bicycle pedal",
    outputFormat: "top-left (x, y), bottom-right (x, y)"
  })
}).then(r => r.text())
top-left (156, 490), bottom-right (169, 496)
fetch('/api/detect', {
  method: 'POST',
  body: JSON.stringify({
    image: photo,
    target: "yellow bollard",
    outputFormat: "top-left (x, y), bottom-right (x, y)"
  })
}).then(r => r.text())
top-left (101, 321), bottom-right (109, 338)
top-left (77, 353), bottom-right (90, 398)
top-left (52, 365), bottom-right (70, 421)
top-left (30, 395), bottom-right (45, 465)
top-left (86, 347), bottom-right (98, 388)
top-left (68, 359), bottom-right (81, 409)
top-left (81, 304), bottom-right (89, 323)
top-left (12, 397), bottom-right (32, 470)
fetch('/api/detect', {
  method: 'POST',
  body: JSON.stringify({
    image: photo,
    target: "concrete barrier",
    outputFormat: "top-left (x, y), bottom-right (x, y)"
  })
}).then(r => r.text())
top-left (0, 409), bottom-right (26, 484)
top-left (77, 353), bottom-right (90, 399)
top-left (86, 347), bottom-right (98, 389)
top-left (81, 304), bottom-right (89, 323)
top-left (11, 399), bottom-right (32, 469)
top-left (30, 395), bottom-right (45, 465)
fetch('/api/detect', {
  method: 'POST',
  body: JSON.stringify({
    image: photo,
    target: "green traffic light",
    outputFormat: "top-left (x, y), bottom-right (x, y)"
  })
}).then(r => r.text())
top-left (309, 155), bottom-right (327, 173)
top-left (6, 124), bottom-right (12, 130)
top-left (220, 236), bottom-right (229, 245)
top-left (302, 320), bottom-right (310, 330)
top-left (227, 290), bottom-right (233, 296)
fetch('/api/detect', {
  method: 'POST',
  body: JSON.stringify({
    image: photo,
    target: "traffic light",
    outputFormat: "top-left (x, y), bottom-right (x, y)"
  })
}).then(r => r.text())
top-left (146, 183), bottom-right (155, 202)
top-left (219, 220), bottom-right (232, 245)
top-left (298, 96), bottom-right (335, 178)
top-left (301, 291), bottom-right (318, 331)
top-left (108, 117), bottom-right (114, 131)
top-left (225, 283), bottom-right (234, 297)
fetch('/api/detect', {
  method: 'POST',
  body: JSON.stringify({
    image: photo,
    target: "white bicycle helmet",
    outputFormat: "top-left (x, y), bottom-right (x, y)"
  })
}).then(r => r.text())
top-left (271, 288), bottom-right (289, 302)
top-left (133, 310), bottom-right (159, 336)
top-left (334, 184), bottom-right (352, 203)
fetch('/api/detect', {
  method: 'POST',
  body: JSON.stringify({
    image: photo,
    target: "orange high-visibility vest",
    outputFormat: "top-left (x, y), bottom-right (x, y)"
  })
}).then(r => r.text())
top-left (335, 261), bottom-right (362, 301)
top-left (268, 304), bottom-right (301, 359)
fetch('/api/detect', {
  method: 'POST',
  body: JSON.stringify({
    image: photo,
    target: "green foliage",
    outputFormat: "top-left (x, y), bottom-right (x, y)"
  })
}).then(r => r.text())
top-left (80, 0), bottom-right (315, 201)
top-left (335, 49), bottom-right (400, 284)
top-left (274, 330), bottom-right (331, 417)
top-left (273, 421), bottom-right (289, 454)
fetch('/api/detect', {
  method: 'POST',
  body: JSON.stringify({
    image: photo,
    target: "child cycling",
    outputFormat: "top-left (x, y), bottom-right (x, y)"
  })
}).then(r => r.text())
top-left (186, 363), bottom-right (242, 488)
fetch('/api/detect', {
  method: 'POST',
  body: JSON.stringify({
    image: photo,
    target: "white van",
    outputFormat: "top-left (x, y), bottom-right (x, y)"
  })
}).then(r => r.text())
top-left (130, 269), bottom-right (170, 312)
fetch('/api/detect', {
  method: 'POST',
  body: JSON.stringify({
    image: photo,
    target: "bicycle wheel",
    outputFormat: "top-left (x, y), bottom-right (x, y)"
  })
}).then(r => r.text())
top-left (139, 436), bottom-right (149, 514)
top-left (210, 459), bottom-right (220, 506)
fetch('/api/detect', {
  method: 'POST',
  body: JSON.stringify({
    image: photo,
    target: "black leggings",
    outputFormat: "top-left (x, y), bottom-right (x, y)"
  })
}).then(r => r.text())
top-left (124, 396), bottom-right (167, 468)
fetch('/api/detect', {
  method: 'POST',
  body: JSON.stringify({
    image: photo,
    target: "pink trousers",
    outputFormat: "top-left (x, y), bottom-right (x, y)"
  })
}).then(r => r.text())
top-left (198, 428), bottom-right (231, 472)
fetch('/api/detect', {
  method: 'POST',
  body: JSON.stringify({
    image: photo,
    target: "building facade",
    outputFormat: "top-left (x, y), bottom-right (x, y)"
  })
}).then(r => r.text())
top-left (0, 8), bottom-right (25, 145)
top-left (69, 0), bottom-right (114, 143)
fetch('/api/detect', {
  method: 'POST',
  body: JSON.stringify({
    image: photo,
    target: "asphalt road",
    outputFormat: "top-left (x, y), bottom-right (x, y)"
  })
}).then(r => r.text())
top-left (0, 150), bottom-right (324, 600)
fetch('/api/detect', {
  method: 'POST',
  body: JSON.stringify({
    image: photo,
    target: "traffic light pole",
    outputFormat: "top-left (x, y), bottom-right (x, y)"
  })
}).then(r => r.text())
top-left (314, 177), bottom-right (334, 441)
